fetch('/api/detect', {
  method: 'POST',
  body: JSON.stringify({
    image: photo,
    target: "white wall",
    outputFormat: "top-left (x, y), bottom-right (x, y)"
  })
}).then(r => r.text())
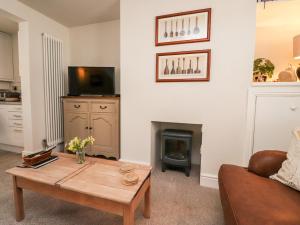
top-left (70, 20), bottom-right (120, 93)
top-left (255, 1), bottom-right (300, 80)
top-left (0, 0), bottom-right (70, 152)
top-left (120, 0), bottom-right (256, 179)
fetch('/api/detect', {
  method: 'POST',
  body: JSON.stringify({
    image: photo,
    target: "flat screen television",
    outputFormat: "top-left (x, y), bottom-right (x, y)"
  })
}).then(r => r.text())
top-left (68, 66), bottom-right (115, 96)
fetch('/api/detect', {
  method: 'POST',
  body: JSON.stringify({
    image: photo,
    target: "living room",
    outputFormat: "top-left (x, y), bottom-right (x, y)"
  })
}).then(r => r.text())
top-left (0, 0), bottom-right (300, 225)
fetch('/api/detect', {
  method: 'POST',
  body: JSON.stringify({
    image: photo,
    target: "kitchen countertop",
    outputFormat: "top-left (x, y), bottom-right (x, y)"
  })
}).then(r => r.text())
top-left (0, 101), bottom-right (22, 105)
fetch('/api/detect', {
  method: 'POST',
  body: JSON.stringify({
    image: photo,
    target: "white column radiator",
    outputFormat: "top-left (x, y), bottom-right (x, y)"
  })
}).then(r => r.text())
top-left (42, 33), bottom-right (65, 147)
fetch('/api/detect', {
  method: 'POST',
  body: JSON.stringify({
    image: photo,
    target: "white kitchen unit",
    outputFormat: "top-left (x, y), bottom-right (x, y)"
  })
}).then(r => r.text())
top-left (0, 32), bottom-right (14, 81)
top-left (12, 33), bottom-right (20, 83)
top-left (245, 85), bottom-right (300, 163)
top-left (0, 104), bottom-right (23, 153)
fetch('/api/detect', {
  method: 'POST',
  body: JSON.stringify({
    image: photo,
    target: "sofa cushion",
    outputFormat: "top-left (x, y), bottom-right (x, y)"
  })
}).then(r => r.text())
top-left (219, 164), bottom-right (300, 225)
top-left (271, 129), bottom-right (300, 191)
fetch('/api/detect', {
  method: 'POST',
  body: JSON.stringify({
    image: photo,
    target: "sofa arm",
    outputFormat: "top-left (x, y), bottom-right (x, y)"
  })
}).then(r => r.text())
top-left (248, 150), bottom-right (287, 178)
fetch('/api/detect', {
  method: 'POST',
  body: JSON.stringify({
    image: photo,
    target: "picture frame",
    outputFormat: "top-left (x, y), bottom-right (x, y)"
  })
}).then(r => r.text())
top-left (155, 8), bottom-right (211, 46)
top-left (156, 49), bottom-right (211, 82)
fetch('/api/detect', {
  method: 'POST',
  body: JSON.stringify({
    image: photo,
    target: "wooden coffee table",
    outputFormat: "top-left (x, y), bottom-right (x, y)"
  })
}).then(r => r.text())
top-left (6, 153), bottom-right (151, 225)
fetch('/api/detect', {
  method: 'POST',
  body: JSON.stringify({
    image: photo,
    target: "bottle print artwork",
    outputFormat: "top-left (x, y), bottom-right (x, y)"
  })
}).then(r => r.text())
top-left (171, 60), bottom-right (176, 74)
top-left (187, 59), bottom-right (193, 74)
top-left (194, 57), bottom-right (201, 74)
top-left (182, 57), bottom-right (187, 74)
top-left (164, 59), bottom-right (170, 75)
top-left (176, 58), bottom-right (182, 74)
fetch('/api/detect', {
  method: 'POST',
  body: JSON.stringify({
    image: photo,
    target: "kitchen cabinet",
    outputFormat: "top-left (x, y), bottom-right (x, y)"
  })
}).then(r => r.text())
top-left (0, 104), bottom-right (23, 147)
top-left (0, 32), bottom-right (13, 81)
top-left (0, 108), bottom-right (9, 143)
top-left (63, 97), bottom-right (120, 159)
top-left (12, 33), bottom-right (20, 83)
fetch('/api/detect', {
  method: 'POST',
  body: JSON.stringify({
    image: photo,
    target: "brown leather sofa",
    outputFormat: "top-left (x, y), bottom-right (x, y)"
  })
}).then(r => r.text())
top-left (219, 150), bottom-right (300, 225)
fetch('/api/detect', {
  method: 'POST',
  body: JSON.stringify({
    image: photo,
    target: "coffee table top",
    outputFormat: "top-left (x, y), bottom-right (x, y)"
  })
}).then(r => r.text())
top-left (6, 153), bottom-right (151, 204)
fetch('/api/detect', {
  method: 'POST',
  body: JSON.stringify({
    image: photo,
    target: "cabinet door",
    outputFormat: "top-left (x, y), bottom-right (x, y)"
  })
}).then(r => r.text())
top-left (0, 32), bottom-right (13, 81)
top-left (12, 34), bottom-right (20, 83)
top-left (0, 108), bottom-right (9, 143)
top-left (253, 96), bottom-right (300, 153)
top-left (8, 127), bottom-right (23, 147)
top-left (64, 112), bottom-right (89, 145)
top-left (90, 113), bottom-right (116, 156)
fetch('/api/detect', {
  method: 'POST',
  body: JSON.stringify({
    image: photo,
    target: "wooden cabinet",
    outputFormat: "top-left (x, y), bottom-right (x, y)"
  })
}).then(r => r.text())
top-left (0, 32), bottom-right (13, 81)
top-left (64, 113), bottom-right (89, 142)
top-left (63, 97), bottom-right (120, 159)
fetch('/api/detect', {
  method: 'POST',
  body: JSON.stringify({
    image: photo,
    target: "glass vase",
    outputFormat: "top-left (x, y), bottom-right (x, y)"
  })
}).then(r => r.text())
top-left (76, 149), bottom-right (86, 164)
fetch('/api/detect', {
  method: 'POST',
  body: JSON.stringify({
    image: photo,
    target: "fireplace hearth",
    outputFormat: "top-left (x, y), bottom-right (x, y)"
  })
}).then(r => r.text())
top-left (161, 129), bottom-right (193, 177)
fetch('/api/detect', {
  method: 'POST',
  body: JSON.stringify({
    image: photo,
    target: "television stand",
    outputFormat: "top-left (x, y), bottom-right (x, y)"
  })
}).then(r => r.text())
top-left (62, 96), bottom-right (120, 159)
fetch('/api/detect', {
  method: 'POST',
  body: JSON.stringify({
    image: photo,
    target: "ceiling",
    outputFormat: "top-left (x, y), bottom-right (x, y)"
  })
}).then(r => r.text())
top-left (18, 0), bottom-right (120, 27)
top-left (257, 0), bottom-right (300, 27)
top-left (0, 14), bottom-right (18, 34)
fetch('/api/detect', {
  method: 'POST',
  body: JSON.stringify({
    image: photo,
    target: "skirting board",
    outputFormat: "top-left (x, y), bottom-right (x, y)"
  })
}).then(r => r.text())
top-left (0, 144), bottom-right (23, 154)
top-left (200, 173), bottom-right (218, 189)
top-left (121, 158), bottom-right (219, 189)
top-left (120, 158), bottom-right (150, 166)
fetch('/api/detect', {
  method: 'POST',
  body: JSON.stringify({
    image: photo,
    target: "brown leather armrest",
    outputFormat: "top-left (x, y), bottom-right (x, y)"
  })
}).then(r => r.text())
top-left (248, 150), bottom-right (287, 178)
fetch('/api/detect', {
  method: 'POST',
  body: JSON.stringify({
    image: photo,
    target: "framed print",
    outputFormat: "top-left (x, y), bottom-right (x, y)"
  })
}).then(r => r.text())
top-left (156, 50), bottom-right (211, 82)
top-left (155, 8), bottom-right (211, 46)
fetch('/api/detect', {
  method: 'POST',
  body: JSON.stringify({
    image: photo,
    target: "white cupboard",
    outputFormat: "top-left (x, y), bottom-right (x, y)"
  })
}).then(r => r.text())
top-left (0, 32), bottom-right (14, 81)
top-left (246, 88), bottom-right (300, 162)
top-left (253, 95), bottom-right (300, 153)
top-left (0, 104), bottom-right (23, 147)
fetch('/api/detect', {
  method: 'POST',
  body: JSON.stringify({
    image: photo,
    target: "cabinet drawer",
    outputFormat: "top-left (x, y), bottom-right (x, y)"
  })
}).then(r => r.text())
top-left (9, 127), bottom-right (23, 147)
top-left (64, 102), bottom-right (88, 112)
top-left (8, 120), bottom-right (23, 127)
top-left (91, 103), bottom-right (114, 113)
top-left (8, 111), bottom-right (22, 120)
top-left (8, 106), bottom-right (22, 112)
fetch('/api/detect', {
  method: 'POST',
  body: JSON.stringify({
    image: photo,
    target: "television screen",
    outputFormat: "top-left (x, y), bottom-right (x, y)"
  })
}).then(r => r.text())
top-left (68, 67), bottom-right (115, 96)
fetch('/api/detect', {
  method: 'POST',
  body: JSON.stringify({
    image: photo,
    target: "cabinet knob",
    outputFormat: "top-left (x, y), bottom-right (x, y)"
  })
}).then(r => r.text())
top-left (100, 105), bottom-right (107, 110)
top-left (74, 104), bottom-right (81, 109)
top-left (85, 126), bottom-right (89, 129)
top-left (89, 127), bottom-right (93, 130)
top-left (290, 106), bottom-right (298, 111)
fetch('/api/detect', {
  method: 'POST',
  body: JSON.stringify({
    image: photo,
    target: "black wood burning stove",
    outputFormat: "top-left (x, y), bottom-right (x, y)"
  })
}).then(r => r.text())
top-left (161, 129), bottom-right (193, 177)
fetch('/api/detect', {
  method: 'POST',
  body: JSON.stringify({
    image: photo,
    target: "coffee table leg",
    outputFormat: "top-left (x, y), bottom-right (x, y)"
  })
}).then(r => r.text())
top-left (123, 205), bottom-right (134, 225)
top-left (13, 176), bottom-right (24, 222)
top-left (143, 182), bottom-right (151, 218)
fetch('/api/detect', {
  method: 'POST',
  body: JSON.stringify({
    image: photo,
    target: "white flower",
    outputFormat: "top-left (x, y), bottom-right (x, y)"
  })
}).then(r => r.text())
top-left (66, 136), bottom-right (95, 152)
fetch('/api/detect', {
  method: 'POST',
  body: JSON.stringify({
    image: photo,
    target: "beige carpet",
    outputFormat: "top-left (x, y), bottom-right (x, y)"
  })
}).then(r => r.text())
top-left (0, 150), bottom-right (224, 225)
